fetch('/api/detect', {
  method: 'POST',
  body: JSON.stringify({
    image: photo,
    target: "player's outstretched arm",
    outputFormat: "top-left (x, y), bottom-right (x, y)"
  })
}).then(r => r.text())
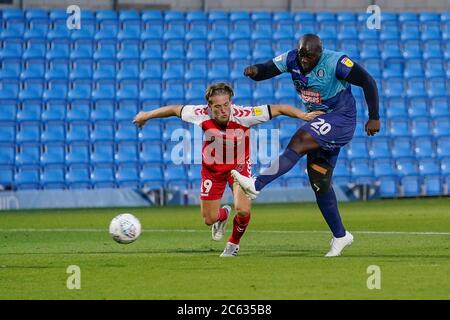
top-left (133, 105), bottom-right (183, 128)
top-left (244, 60), bottom-right (282, 81)
top-left (270, 104), bottom-right (324, 121)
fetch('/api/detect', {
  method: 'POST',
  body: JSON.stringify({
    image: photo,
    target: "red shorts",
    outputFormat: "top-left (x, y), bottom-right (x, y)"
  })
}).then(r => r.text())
top-left (199, 161), bottom-right (252, 200)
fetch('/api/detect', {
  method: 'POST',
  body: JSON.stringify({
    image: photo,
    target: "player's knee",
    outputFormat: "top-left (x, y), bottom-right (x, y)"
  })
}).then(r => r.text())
top-left (307, 161), bottom-right (333, 194)
top-left (235, 205), bottom-right (250, 217)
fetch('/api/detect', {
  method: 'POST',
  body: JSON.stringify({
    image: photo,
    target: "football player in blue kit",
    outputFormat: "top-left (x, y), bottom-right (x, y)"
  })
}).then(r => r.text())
top-left (231, 34), bottom-right (380, 257)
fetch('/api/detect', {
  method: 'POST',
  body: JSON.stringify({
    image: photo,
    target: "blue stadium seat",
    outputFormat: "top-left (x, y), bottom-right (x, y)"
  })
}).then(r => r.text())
top-left (115, 142), bottom-right (138, 164)
top-left (117, 61), bottom-right (140, 81)
top-left (115, 101), bottom-right (138, 121)
top-left (116, 80), bottom-right (139, 101)
top-left (374, 159), bottom-right (397, 177)
top-left (163, 40), bottom-right (184, 60)
top-left (388, 118), bottom-right (409, 137)
top-left (429, 97), bottom-right (450, 118)
top-left (386, 98), bottom-right (408, 118)
top-left (350, 159), bottom-right (374, 184)
top-left (138, 123), bottom-right (162, 142)
top-left (25, 9), bottom-right (49, 36)
top-left (0, 123), bottom-right (16, 143)
top-left (403, 42), bottom-right (422, 59)
top-left (383, 79), bottom-right (404, 98)
top-left (0, 166), bottom-right (14, 187)
top-left (41, 166), bottom-right (65, 189)
top-left (68, 80), bottom-right (93, 101)
top-left (90, 142), bottom-right (114, 164)
top-left (162, 60), bottom-right (185, 80)
top-left (66, 122), bottom-right (90, 143)
top-left (414, 137), bottom-right (435, 159)
top-left (93, 60), bottom-right (116, 80)
top-left (41, 122), bottom-right (65, 142)
top-left (382, 59), bottom-right (404, 80)
top-left (91, 101), bottom-right (114, 122)
top-left (16, 122), bottom-right (40, 143)
top-left (406, 79), bottom-right (426, 98)
top-left (92, 80), bottom-right (116, 102)
top-left (347, 139), bottom-right (369, 160)
top-left (441, 158), bottom-right (450, 178)
top-left (186, 41), bottom-right (207, 60)
top-left (0, 144), bottom-right (15, 165)
top-left (66, 165), bottom-right (90, 189)
top-left (65, 142), bottom-right (89, 165)
top-left (164, 165), bottom-right (187, 183)
top-left (187, 164), bottom-right (202, 183)
top-left (90, 123), bottom-right (114, 142)
top-left (418, 158), bottom-right (441, 176)
top-left (140, 80), bottom-right (162, 104)
top-left (139, 142), bottom-right (163, 164)
top-left (90, 164), bottom-right (115, 188)
top-left (15, 167), bottom-right (40, 190)
top-left (407, 98), bottom-right (428, 118)
top-left (66, 101), bottom-right (90, 122)
top-left (116, 164), bottom-right (139, 188)
top-left (369, 138), bottom-right (391, 159)
top-left (378, 176), bottom-right (398, 198)
top-left (253, 81), bottom-right (274, 102)
top-left (392, 137), bottom-right (414, 159)
top-left (396, 158), bottom-right (419, 177)
top-left (332, 160), bottom-right (351, 185)
top-left (436, 137), bottom-right (450, 159)
top-left (185, 81), bottom-right (206, 104)
top-left (115, 122), bottom-right (137, 142)
top-left (433, 118), bottom-right (450, 138)
top-left (423, 176), bottom-right (442, 196)
top-left (230, 40), bottom-right (251, 60)
top-left (16, 101), bottom-right (41, 122)
top-left (162, 81), bottom-right (184, 105)
top-left (140, 60), bottom-right (163, 80)
top-left (426, 78), bottom-right (447, 98)
top-left (45, 60), bottom-right (69, 80)
top-left (423, 40), bottom-right (442, 59)
top-left (410, 117), bottom-right (432, 138)
top-left (401, 176), bottom-right (421, 197)
top-left (403, 59), bottom-right (424, 78)
top-left (0, 101), bottom-right (17, 121)
top-left (425, 59), bottom-right (445, 78)
top-left (140, 164), bottom-right (164, 188)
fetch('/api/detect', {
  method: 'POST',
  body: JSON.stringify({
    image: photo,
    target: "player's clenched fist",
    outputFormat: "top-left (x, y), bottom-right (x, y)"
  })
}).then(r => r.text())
top-left (133, 111), bottom-right (150, 128)
top-left (243, 65), bottom-right (258, 78)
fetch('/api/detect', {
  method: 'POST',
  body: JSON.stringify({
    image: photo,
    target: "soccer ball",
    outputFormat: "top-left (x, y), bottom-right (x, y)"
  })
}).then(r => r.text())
top-left (109, 213), bottom-right (141, 244)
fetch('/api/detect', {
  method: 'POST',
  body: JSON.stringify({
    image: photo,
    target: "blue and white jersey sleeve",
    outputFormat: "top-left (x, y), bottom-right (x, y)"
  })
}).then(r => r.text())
top-left (272, 51), bottom-right (289, 73)
top-left (335, 55), bottom-right (355, 80)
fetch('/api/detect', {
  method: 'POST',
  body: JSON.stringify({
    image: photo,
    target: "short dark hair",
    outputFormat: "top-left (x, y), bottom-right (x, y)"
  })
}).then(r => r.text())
top-left (205, 82), bottom-right (234, 103)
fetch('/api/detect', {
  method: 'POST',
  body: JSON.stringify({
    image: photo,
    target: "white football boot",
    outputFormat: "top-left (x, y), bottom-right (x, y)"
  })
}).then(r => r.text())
top-left (230, 170), bottom-right (259, 200)
top-left (220, 241), bottom-right (240, 257)
top-left (325, 231), bottom-right (354, 257)
top-left (211, 205), bottom-right (231, 241)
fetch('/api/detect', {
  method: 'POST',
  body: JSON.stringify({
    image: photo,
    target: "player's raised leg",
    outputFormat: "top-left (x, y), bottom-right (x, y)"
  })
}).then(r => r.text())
top-left (220, 184), bottom-right (251, 257)
top-left (201, 199), bottom-right (230, 241)
top-left (232, 130), bottom-right (319, 200)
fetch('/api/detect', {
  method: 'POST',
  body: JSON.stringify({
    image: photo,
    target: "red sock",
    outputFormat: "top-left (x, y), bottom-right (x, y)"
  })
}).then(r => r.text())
top-left (228, 213), bottom-right (251, 245)
top-left (216, 207), bottom-right (228, 222)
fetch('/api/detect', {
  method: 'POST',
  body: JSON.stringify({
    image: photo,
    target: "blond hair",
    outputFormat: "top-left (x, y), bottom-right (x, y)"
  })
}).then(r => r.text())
top-left (205, 82), bottom-right (234, 103)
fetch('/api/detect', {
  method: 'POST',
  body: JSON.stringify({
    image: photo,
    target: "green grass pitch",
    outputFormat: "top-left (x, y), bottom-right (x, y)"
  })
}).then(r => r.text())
top-left (0, 198), bottom-right (449, 300)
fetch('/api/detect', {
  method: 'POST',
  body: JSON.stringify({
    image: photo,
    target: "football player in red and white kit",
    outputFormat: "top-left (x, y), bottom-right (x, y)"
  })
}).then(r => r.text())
top-left (133, 83), bottom-right (323, 256)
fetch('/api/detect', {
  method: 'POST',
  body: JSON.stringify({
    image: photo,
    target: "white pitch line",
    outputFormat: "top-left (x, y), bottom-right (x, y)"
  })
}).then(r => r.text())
top-left (0, 228), bottom-right (449, 235)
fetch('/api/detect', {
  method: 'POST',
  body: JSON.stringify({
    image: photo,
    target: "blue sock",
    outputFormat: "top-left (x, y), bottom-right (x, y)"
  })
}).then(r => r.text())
top-left (255, 148), bottom-right (301, 191)
top-left (315, 188), bottom-right (346, 238)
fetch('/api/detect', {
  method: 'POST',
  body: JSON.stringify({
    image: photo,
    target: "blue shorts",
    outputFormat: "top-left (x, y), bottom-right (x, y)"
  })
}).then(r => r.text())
top-left (299, 111), bottom-right (356, 152)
